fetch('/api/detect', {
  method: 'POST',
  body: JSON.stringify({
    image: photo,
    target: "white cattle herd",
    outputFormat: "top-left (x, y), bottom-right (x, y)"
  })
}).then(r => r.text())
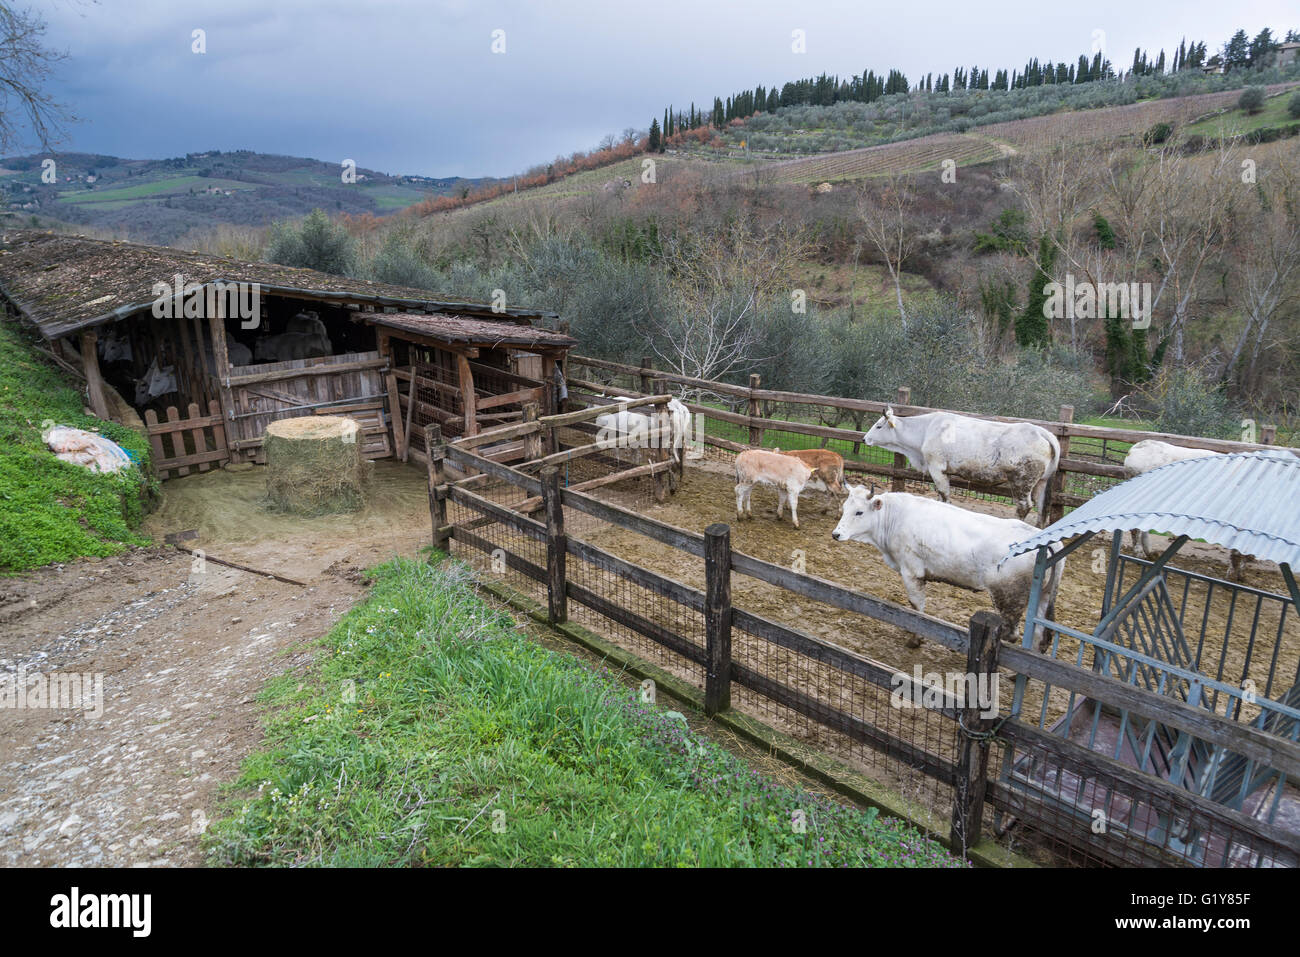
top-left (724, 406), bottom-right (1241, 650)
top-left (726, 407), bottom-right (1067, 647)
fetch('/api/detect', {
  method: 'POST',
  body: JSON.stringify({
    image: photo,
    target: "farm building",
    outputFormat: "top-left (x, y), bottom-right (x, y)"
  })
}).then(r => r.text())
top-left (0, 230), bottom-right (575, 477)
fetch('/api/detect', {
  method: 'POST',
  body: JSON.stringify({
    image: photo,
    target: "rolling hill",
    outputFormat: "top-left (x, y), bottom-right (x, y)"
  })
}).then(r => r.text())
top-left (0, 150), bottom-right (500, 245)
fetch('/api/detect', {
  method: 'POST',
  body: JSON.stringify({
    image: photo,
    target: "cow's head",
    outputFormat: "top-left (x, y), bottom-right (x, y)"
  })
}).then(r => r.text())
top-left (864, 406), bottom-right (902, 448)
top-left (820, 467), bottom-right (847, 496)
top-left (831, 484), bottom-right (882, 542)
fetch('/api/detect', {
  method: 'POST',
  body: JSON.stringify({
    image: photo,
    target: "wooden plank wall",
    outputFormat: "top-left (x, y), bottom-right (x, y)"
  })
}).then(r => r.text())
top-left (224, 350), bottom-right (387, 460)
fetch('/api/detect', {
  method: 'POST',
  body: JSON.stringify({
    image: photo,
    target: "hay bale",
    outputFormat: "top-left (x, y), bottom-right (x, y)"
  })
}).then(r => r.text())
top-left (263, 416), bottom-right (369, 515)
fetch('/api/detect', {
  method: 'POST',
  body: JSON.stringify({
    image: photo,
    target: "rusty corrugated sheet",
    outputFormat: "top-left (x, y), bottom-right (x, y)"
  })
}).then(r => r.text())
top-left (1008, 450), bottom-right (1300, 566)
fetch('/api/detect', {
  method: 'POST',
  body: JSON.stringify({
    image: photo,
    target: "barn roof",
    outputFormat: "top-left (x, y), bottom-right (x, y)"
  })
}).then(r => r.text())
top-left (1009, 450), bottom-right (1300, 567)
top-left (366, 312), bottom-right (577, 350)
top-left (0, 230), bottom-right (560, 339)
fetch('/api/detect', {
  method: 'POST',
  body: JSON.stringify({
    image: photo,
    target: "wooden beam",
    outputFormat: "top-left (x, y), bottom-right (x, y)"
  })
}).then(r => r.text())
top-left (79, 330), bottom-right (110, 419)
top-left (457, 351), bottom-right (478, 437)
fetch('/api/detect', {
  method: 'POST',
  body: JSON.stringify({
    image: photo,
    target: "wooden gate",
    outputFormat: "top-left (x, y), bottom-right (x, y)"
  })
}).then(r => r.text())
top-left (145, 400), bottom-right (229, 480)
top-left (222, 351), bottom-right (392, 463)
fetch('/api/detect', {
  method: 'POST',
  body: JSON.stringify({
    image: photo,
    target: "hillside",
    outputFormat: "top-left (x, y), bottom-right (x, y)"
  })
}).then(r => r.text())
top-left (0, 150), bottom-right (499, 245)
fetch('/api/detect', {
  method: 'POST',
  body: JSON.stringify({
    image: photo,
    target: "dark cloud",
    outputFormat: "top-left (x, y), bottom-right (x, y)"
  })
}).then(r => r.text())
top-left (36, 0), bottom-right (1299, 176)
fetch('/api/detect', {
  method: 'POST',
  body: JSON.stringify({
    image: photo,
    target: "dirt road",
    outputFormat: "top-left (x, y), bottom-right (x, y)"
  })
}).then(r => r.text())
top-left (0, 462), bottom-right (430, 866)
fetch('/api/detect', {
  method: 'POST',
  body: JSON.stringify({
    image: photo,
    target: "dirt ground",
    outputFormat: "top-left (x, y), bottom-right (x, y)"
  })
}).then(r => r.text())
top-left (0, 461), bottom-right (432, 866)
top-left (4, 452), bottom-right (1293, 867)
top-left (585, 459), bottom-right (1298, 726)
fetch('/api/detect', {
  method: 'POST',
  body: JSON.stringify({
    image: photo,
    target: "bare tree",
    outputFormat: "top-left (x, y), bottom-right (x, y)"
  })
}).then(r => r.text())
top-left (1220, 144), bottom-right (1300, 392)
top-left (649, 220), bottom-right (809, 386)
top-left (856, 173), bottom-right (920, 329)
top-left (0, 3), bottom-right (73, 153)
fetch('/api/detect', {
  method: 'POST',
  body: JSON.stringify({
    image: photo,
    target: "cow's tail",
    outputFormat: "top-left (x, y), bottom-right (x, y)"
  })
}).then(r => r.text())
top-left (1036, 428), bottom-right (1062, 525)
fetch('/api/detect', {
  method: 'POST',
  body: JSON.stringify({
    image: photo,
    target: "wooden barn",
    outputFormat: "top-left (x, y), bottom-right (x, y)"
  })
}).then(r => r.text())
top-left (0, 230), bottom-right (574, 478)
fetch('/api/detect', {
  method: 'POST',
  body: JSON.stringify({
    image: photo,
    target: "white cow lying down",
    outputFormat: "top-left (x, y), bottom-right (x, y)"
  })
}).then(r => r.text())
top-left (734, 448), bottom-right (815, 528)
top-left (865, 406), bottom-right (1060, 527)
top-left (1122, 439), bottom-right (1243, 581)
top-left (831, 484), bottom-right (1065, 648)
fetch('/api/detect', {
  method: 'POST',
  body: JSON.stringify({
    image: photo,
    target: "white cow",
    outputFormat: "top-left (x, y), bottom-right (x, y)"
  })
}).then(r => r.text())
top-left (865, 406), bottom-right (1060, 526)
top-left (1122, 439), bottom-right (1243, 580)
top-left (734, 448), bottom-right (816, 528)
top-left (98, 329), bottom-right (133, 364)
top-left (285, 310), bottom-right (329, 340)
top-left (831, 484), bottom-right (1065, 648)
top-left (594, 397), bottom-right (693, 463)
top-left (253, 331), bottom-right (331, 362)
top-left (133, 357), bottom-right (177, 405)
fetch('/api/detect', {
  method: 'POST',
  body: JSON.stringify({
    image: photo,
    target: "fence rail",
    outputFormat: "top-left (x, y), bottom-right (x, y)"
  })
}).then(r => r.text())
top-left (569, 355), bottom-right (1294, 521)
top-left (435, 426), bottom-right (1300, 867)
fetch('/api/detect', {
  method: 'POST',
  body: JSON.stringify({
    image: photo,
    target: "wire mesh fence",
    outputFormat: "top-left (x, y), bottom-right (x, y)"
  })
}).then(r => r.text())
top-left (439, 389), bottom-right (1300, 869)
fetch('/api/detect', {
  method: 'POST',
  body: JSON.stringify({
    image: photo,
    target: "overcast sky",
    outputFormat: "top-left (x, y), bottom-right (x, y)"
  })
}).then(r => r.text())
top-left (34, 0), bottom-right (1300, 178)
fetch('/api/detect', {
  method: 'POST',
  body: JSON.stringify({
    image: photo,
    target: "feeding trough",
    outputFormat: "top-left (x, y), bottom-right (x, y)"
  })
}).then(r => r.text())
top-left (998, 449), bottom-right (1300, 864)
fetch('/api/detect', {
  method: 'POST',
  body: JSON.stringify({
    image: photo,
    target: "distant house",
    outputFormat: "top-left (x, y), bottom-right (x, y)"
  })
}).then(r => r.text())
top-left (1279, 42), bottom-right (1300, 68)
top-left (1202, 62), bottom-right (1225, 75)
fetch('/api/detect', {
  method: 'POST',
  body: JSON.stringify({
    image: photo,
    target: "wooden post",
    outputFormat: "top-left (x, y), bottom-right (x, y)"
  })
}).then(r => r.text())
top-left (540, 355), bottom-right (556, 454)
top-left (207, 304), bottom-right (239, 460)
top-left (651, 399), bottom-right (670, 503)
top-left (639, 356), bottom-right (654, 396)
top-left (950, 610), bottom-right (1001, 854)
top-left (425, 424), bottom-right (450, 556)
top-left (522, 402), bottom-right (542, 461)
top-left (400, 363), bottom-right (416, 462)
top-left (378, 332), bottom-right (407, 458)
top-left (704, 523), bottom-right (733, 716)
top-left (1261, 424), bottom-right (1276, 445)
top-left (1048, 404), bottom-right (1073, 526)
top-left (890, 386), bottom-right (911, 493)
top-left (747, 374), bottom-right (762, 448)
top-left (79, 330), bottom-right (111, 419)
top-left (542, 466), bottom-right (567, 624)
top-left (456, 351), bottom-right (478, 437)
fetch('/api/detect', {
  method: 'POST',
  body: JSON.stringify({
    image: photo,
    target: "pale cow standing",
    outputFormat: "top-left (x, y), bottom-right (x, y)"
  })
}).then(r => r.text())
top-left (1122, 438), bottom-right (1244, 581)
top-left (864, 406), bottom-right (1060, 527)
top-left (734, 448), bottom-right (816, 528)
top-left (831, 484), bottom-right (1065, 649)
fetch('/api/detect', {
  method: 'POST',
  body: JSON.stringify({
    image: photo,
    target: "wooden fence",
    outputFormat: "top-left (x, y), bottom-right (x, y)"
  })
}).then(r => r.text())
top-left (568, 355), bottom-right (1293, 522)
top-left (429, 421), bottom-right (1300, 867)
top-left (144, 400), bottom-right (229, 480)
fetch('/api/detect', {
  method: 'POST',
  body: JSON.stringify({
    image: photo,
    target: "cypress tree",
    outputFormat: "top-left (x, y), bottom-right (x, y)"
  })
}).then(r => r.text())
top-left (1016, 235), bottom-right (1056, 348)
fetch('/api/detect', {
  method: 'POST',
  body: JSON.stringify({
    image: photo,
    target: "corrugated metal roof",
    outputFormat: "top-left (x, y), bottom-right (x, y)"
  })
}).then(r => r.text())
top-left (366, 312), bottom-right (576, 348)
top-left (1008, 450), bottom-right (1300, 567)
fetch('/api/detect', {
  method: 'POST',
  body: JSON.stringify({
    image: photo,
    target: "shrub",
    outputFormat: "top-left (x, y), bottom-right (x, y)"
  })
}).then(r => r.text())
top-left (265, 209), bottom-right (358, 276)
top-left (1143, 121), bottom-right (1173, 145)
top-left (1289, 91), bottom-right (1300, 120)
top-left (1238, 86), bottom-right (1266, 114)
top-left (1146, 365), bottom-right (1236, 439)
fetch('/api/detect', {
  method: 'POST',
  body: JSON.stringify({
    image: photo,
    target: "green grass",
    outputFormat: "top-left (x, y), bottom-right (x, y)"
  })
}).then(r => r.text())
top-left (0, 318), bottom-right (154, 572)
top-left (205, 557), bottom-right (963, 868)
top-left (58, 175), bottom-right (253, 204)
top-left (1183, 90), bottom-right (1299, 136)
